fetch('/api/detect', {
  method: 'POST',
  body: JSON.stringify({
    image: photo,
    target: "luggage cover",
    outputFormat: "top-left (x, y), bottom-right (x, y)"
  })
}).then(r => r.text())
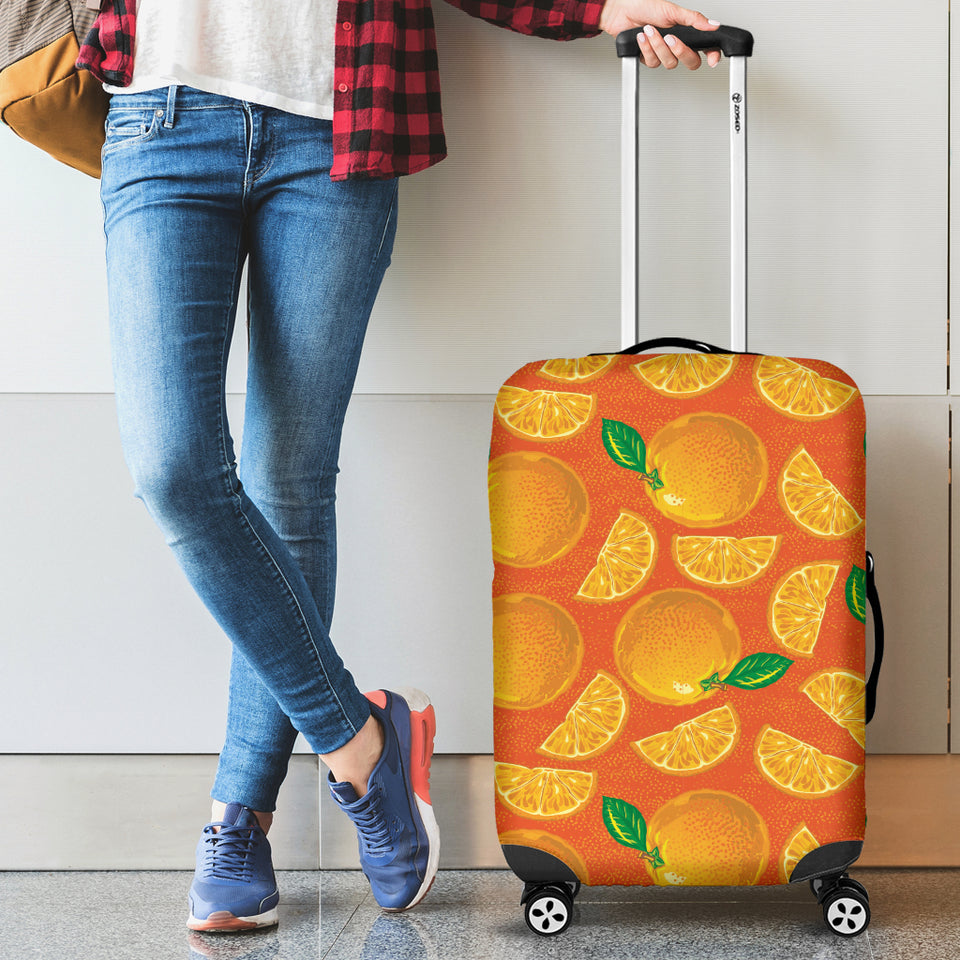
top-left (489, 351), bottom-right (868, 887)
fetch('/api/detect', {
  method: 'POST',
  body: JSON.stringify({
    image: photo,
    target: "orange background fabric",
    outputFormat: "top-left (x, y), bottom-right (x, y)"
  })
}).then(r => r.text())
top-left (490, 353), bottom-right (867, 887)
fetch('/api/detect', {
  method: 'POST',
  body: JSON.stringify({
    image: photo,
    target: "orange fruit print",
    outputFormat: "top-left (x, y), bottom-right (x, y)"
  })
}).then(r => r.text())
top-left (490, 353), bottom-right (867, 887)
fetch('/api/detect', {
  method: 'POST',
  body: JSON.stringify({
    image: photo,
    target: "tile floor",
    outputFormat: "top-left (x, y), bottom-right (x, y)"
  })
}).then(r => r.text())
top-left (1, 869), bottom-right (957, 960)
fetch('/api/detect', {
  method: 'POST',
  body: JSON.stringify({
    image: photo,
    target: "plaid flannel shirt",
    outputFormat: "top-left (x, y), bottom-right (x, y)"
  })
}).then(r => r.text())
top-left (76, 0), bottom-right (606, 181)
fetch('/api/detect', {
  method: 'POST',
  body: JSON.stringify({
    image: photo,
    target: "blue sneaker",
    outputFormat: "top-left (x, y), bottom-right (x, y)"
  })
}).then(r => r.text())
top-left (187, 803), bottom-right (280, 932)
top-left (328, 688), bottom-right (440, 911)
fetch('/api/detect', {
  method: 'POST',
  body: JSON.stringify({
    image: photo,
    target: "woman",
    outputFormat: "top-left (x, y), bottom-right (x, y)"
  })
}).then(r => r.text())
top-left (77, 0), bottom-right (720, 933)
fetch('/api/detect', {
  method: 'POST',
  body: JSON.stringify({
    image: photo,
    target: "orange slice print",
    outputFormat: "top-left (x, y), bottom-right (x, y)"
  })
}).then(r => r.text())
top-left (780, 824), bottom-right (820, 882)
top-left (801, 669), bottom-right (866, 747)
top-left (495, 762), bottom-right (596, 819)
top-left (576, 510), bottom-right (657, 602)
top-left (491, 346), bottom-right (868, 889)
top-left (779, 446), bottom-right (863, 538)
top-left (755, 356), bottom-right (858, 420)
top-left (631, 704), bottom-right (740, 776)
top-left (632, 353), bottom-right (736, 397)
top-left (755, 725), bottom-right (861, 798)
top-left (539, 355), bottom-right (617, 383)
top-left (768, 563), bottom-right (839, 657)
top-left (495, 385), bottom-right (595, 440)
top-left (673, 535), bottom-right (779, 587)
top-left (538, 671), bottom-right (628, 760)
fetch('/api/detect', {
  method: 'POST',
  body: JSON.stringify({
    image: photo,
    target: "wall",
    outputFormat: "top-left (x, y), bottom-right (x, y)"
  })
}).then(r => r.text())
top-left (0, 0), bottom-right (952, 867)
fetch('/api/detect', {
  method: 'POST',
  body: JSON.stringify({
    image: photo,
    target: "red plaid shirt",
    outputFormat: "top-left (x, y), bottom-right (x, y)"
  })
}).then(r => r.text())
top-left (77, 0), bottom-right (605, 181)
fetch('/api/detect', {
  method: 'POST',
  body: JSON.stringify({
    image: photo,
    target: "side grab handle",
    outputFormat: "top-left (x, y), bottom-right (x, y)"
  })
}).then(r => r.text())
top-left (865, 552), bottom-right (884, 725)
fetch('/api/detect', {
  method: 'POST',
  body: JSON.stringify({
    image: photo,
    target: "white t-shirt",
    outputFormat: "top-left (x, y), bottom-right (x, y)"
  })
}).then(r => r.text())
top-left (104, 0), bottom-right (337, 120)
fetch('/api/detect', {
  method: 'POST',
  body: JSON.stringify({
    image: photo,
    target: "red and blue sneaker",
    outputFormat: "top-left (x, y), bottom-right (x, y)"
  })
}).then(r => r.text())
top-left (187, 803), bottom-right (280, 931)
top-left (328, 688), bottom-right (440, 911)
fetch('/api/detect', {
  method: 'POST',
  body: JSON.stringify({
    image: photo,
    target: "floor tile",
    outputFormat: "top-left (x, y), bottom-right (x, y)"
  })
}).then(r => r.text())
top-left (850, 869), bottom-right (960, 960)
top-left (325, 892), bottom-right (872, 960)
top-left (1, 871), bottom-right (188, 960)
top-left (0, 869), bottom-right (958, 960)
top-left (318, 872), bottom-right (371, 957)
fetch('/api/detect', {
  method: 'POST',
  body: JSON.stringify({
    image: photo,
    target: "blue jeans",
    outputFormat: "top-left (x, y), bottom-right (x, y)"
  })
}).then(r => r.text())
top-left (100, 85), bottom-right (399, 812)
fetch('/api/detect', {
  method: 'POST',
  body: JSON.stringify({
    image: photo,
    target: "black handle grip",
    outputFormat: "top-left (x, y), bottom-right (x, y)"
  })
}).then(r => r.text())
top-left (620, 337), bottom-right (729, 355)
top-left (616, 24), bottom-right (754, 58)
top-left (865, 551), bottom-right (884, 725)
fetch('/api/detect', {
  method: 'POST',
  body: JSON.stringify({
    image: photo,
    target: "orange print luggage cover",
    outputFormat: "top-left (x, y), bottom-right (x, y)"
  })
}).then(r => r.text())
top-left (489, 352), bottom-right (867, 887)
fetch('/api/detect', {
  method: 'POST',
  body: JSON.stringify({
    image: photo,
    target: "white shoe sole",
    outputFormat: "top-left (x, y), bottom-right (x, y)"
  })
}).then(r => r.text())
top-left (186, 906), bottom-right (279, 931)
top-left (392, 686), bottom-right (441, 912)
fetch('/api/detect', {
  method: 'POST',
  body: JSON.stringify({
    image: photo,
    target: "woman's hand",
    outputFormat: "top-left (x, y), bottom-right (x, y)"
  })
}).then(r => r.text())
top-left (598, 0), bottom-right (722, 69)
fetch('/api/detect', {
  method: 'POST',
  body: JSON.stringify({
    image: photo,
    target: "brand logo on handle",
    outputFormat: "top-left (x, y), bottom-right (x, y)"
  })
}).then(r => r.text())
top-left (732, 93), bottom-right (742, 133)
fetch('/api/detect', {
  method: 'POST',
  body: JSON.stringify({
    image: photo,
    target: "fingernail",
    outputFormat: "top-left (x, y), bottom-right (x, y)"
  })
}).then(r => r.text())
top-left (664, 35), bottom-right (677, 47)
top-left (638, 33), bottom-right (648, 44)
top-left (708, 19), bottom-right (721, 26)
top-left (644, 24), bottom-right (656, 36)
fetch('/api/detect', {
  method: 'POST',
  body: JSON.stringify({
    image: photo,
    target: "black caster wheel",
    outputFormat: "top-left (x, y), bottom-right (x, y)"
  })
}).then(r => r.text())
top-left (523, 885), bottom-right (573, 936)
top-left (836, 876), bottom-right (869, 901)
top-left (811, 874), bottom-right (869, 900)
top-left (822, 887), bottom-right (871, 937)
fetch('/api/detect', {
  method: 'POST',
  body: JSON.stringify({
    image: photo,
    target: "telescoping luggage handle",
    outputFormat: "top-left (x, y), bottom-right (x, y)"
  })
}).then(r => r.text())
top-left (617, 25), bottom-right (753, 353)
top-left (594, 331), bottom-right (886, 725)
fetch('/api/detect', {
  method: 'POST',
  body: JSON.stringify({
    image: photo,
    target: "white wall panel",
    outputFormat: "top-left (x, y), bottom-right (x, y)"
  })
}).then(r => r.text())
top-left (0, 394), bottom-right (234, 752)
top-left (334, 396), bottom-right (495, 753)
top-left (0, 1), bottom-right (951, 763)
top-left (952, 0), bottom-right (960, 399)
top-left (0, 393), bottom-right (494, 753)
top-left (0, 755), bottom-right (319, 869)
top-left (864, 397), bottom-right (949, 753)
top-left (633, 1), bottom-right (946, 395)
top-left (353, 4), bottom-right (622, 392)
top-left (0, 139), bottom-right (112, 393)
top-left (0, 134), bottom-right (252, 396)
top-left (1, 391), bottom-right (940, 755)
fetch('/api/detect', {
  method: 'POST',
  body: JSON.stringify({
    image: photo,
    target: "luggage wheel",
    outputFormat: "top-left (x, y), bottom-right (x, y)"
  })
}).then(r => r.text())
top-left (810, 873), bottom-right (871, 937)
top-left (521, 881), bottom-right (579, 936)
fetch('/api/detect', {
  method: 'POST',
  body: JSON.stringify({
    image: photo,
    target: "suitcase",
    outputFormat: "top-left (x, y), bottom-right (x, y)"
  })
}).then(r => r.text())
top-left (488, 24), bottom-right (885, 939)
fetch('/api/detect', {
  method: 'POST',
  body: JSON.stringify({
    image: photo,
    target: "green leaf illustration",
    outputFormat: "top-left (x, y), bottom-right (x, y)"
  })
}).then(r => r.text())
top-left (601, 420), bottom-right (665, 491)
top-left (603, 796), bottom-right (648, 851)
top-left (702, 653), bottom-right (794, 692)
top-left (602, 419), bottom-right (647, 473)
top-left (846, 565), bottom-right (867, 624)
top-left (603, 797), bottom-right (665, 869)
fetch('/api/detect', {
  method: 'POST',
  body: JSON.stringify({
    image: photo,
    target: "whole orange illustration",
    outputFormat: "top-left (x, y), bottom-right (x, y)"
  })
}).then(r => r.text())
top-left (645, 412), bottom-right (768, 527)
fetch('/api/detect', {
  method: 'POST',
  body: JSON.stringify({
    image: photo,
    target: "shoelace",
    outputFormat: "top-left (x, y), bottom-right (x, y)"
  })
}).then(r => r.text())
top-left (350, 788), bottom-right (394, 857)
top-left (200, 823), bottom-right (258, 881)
